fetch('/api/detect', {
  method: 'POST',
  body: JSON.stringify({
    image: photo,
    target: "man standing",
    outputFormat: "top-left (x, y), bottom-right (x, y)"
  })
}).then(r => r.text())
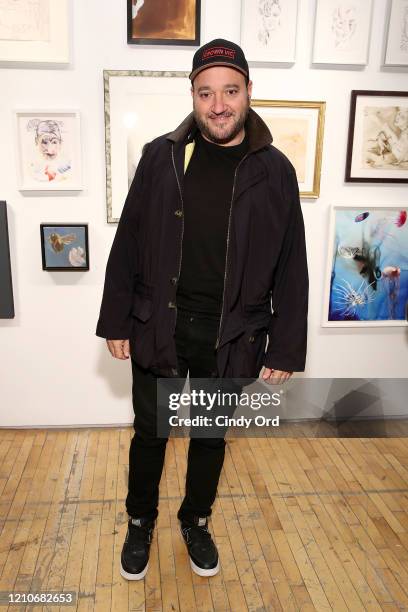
top-left (96, 39), bottom-right (308, 580)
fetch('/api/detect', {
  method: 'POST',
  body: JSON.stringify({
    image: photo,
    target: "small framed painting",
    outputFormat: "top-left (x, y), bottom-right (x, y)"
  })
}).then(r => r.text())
top-left (383, 0), bottom-right (408, 67)
top-left (240, 0), bottom-right (299, 63)
top-left (251, 99), bottom-right (325, 198)
top-left (127, 0), bottom-right (200, 46)
top-left (0, 0), bottom-right (70, 65)
top-left (312, 0), bottom-right (373, 65)
top-left (40, 224), bottom-right (89, 271)
top-left (0, 201), bottom-right (14, 318)
top-left (15, 110), bottom-right (82, 191)
top-left (345, 90), bottom-right (408, 183)
top-left (104, 70), bottom-right (191, 222)
top-left (322, 205), bottom-right (408, 327)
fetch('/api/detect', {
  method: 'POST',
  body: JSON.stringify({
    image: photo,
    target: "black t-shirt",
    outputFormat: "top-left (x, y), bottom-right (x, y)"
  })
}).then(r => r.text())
top-left (176, 131), bottom-right (248, 315)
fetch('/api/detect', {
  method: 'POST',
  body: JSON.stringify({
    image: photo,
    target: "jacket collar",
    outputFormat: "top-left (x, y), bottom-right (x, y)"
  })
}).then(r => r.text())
top-left (166, 107), bottom-right (273, 153)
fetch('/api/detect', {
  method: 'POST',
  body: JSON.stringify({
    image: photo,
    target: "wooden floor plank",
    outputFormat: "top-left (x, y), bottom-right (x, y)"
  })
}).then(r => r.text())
top-left (0, 429), bottom-right (408, 611)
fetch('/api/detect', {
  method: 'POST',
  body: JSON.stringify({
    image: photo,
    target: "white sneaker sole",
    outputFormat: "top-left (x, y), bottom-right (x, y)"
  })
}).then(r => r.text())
top-left (189, 556), bottom-right (220, 577)
top-left (120, 560), bottom-right (149, 580)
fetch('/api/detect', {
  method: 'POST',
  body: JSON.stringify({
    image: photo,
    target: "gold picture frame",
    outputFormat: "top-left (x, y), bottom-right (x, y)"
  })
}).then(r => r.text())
top-left (251, 99), bottom-right (326, 198)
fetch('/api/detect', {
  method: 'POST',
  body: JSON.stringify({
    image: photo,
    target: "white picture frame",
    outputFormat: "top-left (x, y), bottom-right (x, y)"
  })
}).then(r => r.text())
top-left (15, 110), bottom-right (82, 192)
top-left (322, 205), bottom-right (408, 327)
top-left (383, 0), bottom-right (408, 67)
top-left (240, 0), bottom-right (299, 63)
top-left (312, 0), bottom-right (373, 65)
top-left (104, 70), bottom-right (192, 223)
top-left (0, 0), bottom-right (70, 65)
top-left (251, 99), bottom-right (325, 198)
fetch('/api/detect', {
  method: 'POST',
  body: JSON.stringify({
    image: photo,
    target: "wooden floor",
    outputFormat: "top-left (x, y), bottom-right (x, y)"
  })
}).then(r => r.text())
top-left (1, 429), bottom-right (408, 611)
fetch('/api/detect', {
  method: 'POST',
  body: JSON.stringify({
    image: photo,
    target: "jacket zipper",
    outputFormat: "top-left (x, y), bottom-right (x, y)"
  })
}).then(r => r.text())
top-left (171, 144), bottom-right (185, 330)
top-left (215, 152), bottom-right (249, 350)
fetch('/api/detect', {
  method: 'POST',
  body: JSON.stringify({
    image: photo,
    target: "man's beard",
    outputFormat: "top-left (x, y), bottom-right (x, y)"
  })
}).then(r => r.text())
top-left (193, 98), bottom-right (250, 145)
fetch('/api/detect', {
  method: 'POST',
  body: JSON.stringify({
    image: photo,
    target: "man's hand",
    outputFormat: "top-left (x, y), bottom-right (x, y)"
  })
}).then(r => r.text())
top-left (106, 339), bottom-right (130, 360)
top-left (262, 367), bottom-right (292, 385)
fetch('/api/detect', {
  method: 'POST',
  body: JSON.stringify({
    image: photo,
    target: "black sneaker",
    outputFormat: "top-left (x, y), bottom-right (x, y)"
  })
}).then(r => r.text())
top-left (180, 516), bottom-right (220, 577)
top-left (120, 517), bottom-right (155, 580)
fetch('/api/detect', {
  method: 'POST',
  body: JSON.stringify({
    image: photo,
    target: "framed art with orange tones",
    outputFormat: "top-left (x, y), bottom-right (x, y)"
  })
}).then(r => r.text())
top-left (127, 0), bottom-right (201, 46)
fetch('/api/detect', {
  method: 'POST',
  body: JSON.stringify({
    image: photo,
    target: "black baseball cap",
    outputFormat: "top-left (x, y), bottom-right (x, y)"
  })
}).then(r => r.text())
top-left (189, 38), bottom-right (249, 82)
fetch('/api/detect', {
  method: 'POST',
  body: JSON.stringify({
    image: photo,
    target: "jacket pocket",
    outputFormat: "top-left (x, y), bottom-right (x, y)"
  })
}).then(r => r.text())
top-left (130, 292), bottom-right (155, 369)
top-left (132, 293), bottom-right (153, 322)
top-left (227, 317), bottom-right (270, 378)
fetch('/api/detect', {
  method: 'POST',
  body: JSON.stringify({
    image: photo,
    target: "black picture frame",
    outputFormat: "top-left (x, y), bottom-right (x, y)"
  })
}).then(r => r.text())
top-left (40, 223), bottom-right (90, 271)
top-left (127, 0), bottom-right (201, 46)
top-left (345, 90), bottom-right (408, 183)
top-left (0, 201), bottom-right (14, 319)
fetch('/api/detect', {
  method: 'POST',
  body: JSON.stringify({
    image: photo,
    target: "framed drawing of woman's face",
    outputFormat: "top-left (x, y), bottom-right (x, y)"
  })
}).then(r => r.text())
top-left (15, 110), bottom-right (82, 192)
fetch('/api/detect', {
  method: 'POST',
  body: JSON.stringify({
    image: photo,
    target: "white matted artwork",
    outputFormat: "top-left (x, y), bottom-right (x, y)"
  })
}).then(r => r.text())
top-left (0, 0), bottom-right (69, 64)
top-left (240, 0), bottom-right (299, 63)
top-left (104, 70), bottom-right (192, 223)
top-left (251, 100), bottom-right (325, 198)
top-left (312, 0), bottom-right (373, 65)
top-left (322, 205), bottom-right (408, 327)
top-left (15, 110), bottom-right (82, 191)
top-left (383, 0), bottom-right (408, 66)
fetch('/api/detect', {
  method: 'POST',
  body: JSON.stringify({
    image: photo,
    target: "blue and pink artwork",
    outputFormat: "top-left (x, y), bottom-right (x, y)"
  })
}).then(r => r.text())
top-left (327, 207), bottom-right (408, 325)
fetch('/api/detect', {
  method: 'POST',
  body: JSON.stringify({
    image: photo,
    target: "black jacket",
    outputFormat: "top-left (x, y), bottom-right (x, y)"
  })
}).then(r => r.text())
top-left (96, 108), bottom-right (309, 377)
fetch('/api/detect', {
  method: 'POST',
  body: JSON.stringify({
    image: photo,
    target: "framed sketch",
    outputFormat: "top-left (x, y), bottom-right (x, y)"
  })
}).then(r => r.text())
top-left (383, 0), bottom-right (408, 67)
top-left (15, 110), bottom-right (82, 191)
top-left (312, 0), bottom-right (373, 65)
top-left (323, 205), bottom-right (408, 326)
top-left (345, 90), bottom-right (408, 183)
top-left (40, 224), bottom-right (89, 271)
top-left (127, 0), bottom-right (200, 46)
top-left (0, 0), bottom-right (69, 65)
top-left (104, 70), bottom-right (191, 222)
top-left (240, 0), bottom-right (299, 63)
top-left (251, 99), bottom-right (325, 198)
top-left (0, 201), bottom-right (14, 318)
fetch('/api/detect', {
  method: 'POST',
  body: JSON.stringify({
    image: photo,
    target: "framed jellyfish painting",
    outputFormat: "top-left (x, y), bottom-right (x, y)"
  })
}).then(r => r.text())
top-left (322, 205), bottom-right (408, 326)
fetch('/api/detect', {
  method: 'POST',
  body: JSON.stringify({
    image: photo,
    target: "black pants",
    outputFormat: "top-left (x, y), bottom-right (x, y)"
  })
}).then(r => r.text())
top-left (126, 308), bottom-right (229, 522)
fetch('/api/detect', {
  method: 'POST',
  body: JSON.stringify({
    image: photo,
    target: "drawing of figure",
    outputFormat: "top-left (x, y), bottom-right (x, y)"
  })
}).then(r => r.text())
top-left (26, 119), bottom-right (72, 183)
top-left (331, 4), bottom-right (357, 47)
top-left (366, 107), bottom-right (408, 168)
top-left (258, 0), bottom-right (281, 46)
top-left (401, 6), bottom-right (408, 53)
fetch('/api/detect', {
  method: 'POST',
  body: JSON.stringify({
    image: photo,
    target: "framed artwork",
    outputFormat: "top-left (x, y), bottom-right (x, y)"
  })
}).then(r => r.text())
top-left (15, 110), bottom-right (82, 191)
top-left (0, 201), bottom-right (14, 318)
top-left (40, 224), bottom-right (89, 271)
top-left (345, 90), bottom-right (408, 183)
top-left (0, 0), bottom-right (69, 65)
top-left (322, 205), bottom-right (408, 327)
top-left (104, 70), bottom-right (191, 222)
top-left (240, 0), bottom-right (299, 63)
top-left (251, 99), bottom-right (325, 198)
top-left (312, 0), bottom-right (373, 65)
top-left (383, 0), bottom-right (408, 67)
top-left (127, 0), bottom-right (200, 46)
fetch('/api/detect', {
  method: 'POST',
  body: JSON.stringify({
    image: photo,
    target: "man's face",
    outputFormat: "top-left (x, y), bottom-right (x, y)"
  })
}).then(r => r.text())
top-left (191, 66), bottom-right (252, 146)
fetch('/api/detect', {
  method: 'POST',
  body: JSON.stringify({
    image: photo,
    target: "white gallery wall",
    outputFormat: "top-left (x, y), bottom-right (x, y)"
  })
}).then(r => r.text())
top-left (0, 0), bottom-right (407, 427)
